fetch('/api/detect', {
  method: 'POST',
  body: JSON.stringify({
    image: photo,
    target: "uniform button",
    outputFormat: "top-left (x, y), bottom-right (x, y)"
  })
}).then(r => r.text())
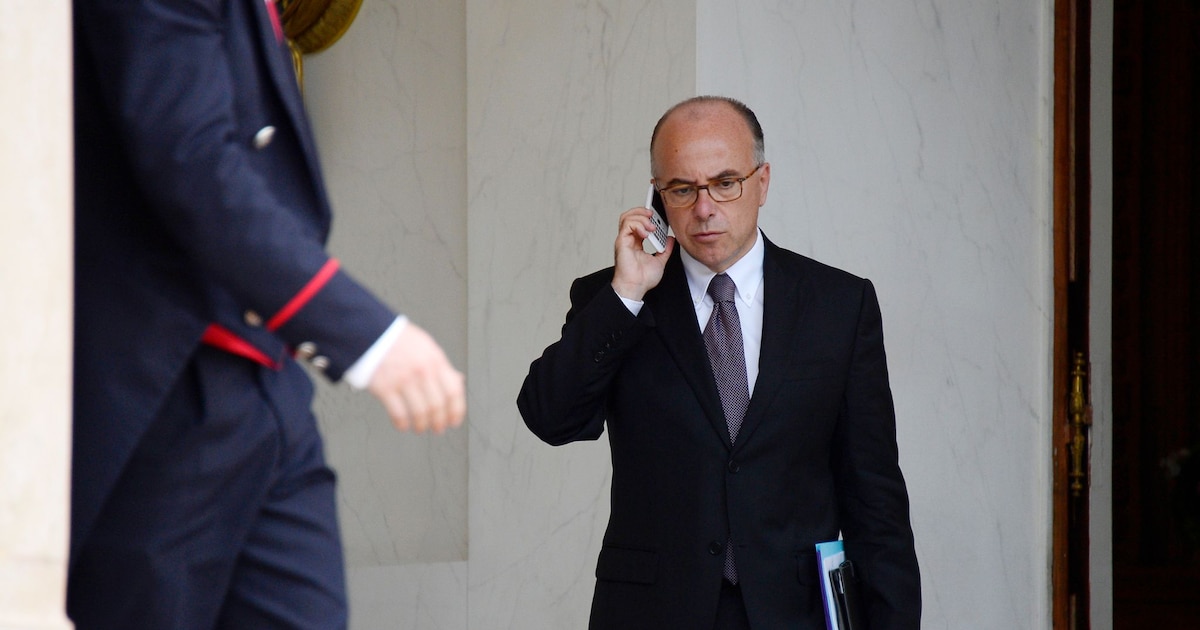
top-left (253, 125), bottom-right (276, 150)
top-left (244, 310), bottom-right (263, 327)
top-left (709, 542), bottom-right (724, 555)
top-left (311, 355), bottom-right (330, 370)
top-left (593, 351), bottom-right (605, 363)
top-left (727, 460), bottom-right (740, 473)
top-left (295, 342), bottom-right (317, 360)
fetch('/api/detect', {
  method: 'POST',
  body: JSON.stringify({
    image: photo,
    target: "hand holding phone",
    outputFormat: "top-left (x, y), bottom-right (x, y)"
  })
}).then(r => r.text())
top-left (642, 183), bottom-right (670, 254)
top-left (611, 192), bottom-right (672, 302)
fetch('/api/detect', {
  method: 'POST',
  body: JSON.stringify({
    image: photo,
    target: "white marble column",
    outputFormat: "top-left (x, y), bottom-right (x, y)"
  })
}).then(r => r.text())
top-left (0, 1), bottom-right (75, 629)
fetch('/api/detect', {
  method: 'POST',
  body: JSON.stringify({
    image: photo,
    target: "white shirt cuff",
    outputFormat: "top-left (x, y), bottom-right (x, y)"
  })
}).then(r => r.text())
top-left (343, 315), bottom-right (408, 390)
top-left (617, 294), bottom-right (644, 316)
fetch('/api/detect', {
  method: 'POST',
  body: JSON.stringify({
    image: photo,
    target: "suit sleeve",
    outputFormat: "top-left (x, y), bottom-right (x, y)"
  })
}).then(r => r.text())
top-left (517, 272), bottom-right (651, 445)
top-left (75, 0), bottom-right (394, 378)
top-left (832, 280), bottom-right (922, 629)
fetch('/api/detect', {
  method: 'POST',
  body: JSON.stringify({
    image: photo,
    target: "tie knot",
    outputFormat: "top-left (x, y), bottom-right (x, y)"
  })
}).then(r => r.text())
top-left (707, 273), bottom-right (736, 304)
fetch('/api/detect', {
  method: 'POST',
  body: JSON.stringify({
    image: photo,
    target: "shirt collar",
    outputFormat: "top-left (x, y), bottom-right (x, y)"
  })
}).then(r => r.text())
top-left (680, 229), bottom-right (765, 307)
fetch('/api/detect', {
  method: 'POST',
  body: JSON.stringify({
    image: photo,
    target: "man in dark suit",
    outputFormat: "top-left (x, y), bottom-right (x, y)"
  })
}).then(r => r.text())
top-left (518, 96), bottom-right (920, 629)
top-left (69, 0), bottom-right (465, 627)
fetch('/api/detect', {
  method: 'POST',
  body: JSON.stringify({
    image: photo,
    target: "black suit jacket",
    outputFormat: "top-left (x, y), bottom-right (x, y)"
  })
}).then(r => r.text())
top-left (71, 0), bottom-right (395, 566)
top-left (519, 236), bottom-right (920, 629)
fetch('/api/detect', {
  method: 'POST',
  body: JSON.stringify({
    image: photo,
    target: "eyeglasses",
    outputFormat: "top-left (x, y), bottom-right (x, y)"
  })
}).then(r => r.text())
top-left (655, 164), bottom-right (763, 208)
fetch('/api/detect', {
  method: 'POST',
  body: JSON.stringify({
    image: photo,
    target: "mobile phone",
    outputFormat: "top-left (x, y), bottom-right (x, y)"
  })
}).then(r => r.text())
top-left (643, 183), bottom-right (670, 254)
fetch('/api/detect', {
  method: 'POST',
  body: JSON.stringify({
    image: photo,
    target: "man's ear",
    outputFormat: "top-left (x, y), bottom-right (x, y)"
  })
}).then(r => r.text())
top-left (757, 162), bottom-right (771, 207)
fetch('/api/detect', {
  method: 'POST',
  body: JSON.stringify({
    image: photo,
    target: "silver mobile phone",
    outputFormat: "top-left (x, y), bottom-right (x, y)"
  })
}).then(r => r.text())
top-left (643, 183), bottom-right (669, 254)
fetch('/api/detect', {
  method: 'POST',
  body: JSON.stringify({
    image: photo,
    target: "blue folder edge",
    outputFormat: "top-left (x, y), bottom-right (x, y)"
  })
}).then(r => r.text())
top-left (815, 540), bottom-right (845, 630)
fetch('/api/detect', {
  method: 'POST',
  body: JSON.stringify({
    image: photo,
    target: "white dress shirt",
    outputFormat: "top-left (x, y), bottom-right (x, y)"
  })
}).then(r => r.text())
top-left (618, 229), bottom-right (766, 395)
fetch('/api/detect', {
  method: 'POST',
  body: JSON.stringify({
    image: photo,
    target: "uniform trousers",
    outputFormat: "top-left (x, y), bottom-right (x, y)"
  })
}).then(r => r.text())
top-left (67, 346), bottom-right (346, 630)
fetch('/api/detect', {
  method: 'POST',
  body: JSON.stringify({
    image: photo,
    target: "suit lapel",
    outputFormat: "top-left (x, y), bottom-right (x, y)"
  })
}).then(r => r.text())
top-left (645, 252), bottom-right (733, 448)
top-left (735, 238), bottom-right (812, 450)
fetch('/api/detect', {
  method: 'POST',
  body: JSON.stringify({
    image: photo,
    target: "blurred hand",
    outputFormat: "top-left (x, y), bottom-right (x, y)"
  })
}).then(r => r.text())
top-left (367, 323), bottom-right (466, 434)
top-left (610, 206), bottom-right (675, 301)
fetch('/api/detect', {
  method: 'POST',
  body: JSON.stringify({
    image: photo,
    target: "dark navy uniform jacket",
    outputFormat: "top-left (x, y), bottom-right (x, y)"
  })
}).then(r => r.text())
top-left (71, 0), bottom-right (395, 565)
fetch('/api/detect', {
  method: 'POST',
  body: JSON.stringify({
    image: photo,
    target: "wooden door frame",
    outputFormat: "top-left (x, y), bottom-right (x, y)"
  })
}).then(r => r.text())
top-left (1052, 0), bottom-right (1092, 628)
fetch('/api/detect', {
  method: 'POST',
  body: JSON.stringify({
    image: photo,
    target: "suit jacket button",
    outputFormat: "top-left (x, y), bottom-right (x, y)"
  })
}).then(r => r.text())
top-left (311, 355), bottom-right (330, 371)
top-left (727, 460), bottom-right (740, 474)
top-left (253, 125), bottom-right (276, 150)
top-left (593, 351), bottom-right (605, 362)
top-left (295, 342), bottom-right (317, 360)
top-left (709, 542), bottom-right (723, 555)
top-left (244, 310), bottom-right (263, 327)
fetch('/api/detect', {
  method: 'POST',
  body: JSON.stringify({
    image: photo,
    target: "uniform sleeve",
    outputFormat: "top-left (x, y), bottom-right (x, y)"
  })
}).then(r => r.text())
top-left (76, 0), bottom-right (396, 378)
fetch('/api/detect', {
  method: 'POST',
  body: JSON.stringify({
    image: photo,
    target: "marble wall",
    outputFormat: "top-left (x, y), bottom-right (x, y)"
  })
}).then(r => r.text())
top-left (303, 0), bottom-right (471, 624)
top-left (304, 0), bottom-right (1062, 628)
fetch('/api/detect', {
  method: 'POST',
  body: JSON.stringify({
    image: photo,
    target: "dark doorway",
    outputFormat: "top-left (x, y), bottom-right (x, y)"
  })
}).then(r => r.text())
top-left (1111, 0), bottom-right (1200, 627)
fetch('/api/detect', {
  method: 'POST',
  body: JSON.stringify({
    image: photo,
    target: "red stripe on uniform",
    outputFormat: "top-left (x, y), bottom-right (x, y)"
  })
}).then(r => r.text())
top-left (266, 258), bottom-right (340, 331)
top-left (202, 323), bottom-right (279, 369)
top-left (265, 0), bottom-right (283, 42)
